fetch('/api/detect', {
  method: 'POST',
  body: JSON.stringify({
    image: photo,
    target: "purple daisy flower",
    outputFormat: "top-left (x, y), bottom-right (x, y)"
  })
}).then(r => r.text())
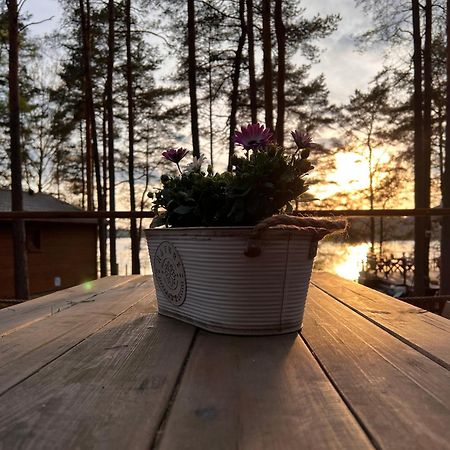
top-left (234, 123), bottom-right (274, 151)
top-left (291, 130), bottom-right (313, 149)
top-left (162, 147), bottom-right (189, 163)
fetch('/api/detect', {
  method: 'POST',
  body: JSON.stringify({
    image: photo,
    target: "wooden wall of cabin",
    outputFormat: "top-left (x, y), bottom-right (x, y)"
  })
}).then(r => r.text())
top-left (0, 221), bottom-right (97, 299)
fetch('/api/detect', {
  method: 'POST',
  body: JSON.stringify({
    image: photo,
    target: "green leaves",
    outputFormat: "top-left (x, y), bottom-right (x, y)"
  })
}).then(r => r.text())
top-left (153, 146), bottom-right (313, 227)
top-left (173, 205), bottom-right (194, 215)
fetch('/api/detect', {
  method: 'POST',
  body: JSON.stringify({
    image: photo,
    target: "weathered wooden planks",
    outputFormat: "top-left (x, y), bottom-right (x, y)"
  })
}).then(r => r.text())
top-left (0, 276), bottom-right (152, 395)
top-left (0, 297), bottom-right (196, 450)
top-left (0, 275), bottom-right (136, 336)
top-left (1, 273), bottom-right (449, 450)
top-left (312, 272), bottom-right (450, 369)
top-left (157, 332), bottom-right (374, 450)
top-left (302, 285), bottom-right (450, 450)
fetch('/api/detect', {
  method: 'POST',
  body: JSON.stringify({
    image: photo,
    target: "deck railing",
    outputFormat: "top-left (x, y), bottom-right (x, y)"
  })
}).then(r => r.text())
top-left (1, 208), bottom-right (450, 219)
top-left (2, 208), bottom-right (449, 315)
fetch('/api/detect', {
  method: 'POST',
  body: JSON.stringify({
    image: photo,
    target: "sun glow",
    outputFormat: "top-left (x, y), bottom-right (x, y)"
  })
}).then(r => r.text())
top-left (311, 152), bottom-right (369, 200)
top-left (310, 145), bottom-right (401, 203)
top-left (333, 243), bottom-right (371, 281)
top-left (330, 152), bottom-right (369, 189)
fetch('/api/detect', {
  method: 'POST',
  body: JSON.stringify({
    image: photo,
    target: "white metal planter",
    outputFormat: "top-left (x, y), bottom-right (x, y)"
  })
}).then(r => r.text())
top-left (145, 226), bottom-right (322, 335)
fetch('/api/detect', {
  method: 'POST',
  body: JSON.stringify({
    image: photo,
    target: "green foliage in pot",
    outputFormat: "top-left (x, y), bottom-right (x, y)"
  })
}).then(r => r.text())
top-left (150, 124), bottom-right (314, 227)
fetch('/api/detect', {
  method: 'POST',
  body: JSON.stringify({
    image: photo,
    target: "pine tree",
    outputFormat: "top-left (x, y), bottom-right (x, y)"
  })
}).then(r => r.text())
top-left (7, 0), bottom-right (29, 299)
top-left (228, 0), bottom-right (246, 170)
top-left (356, 0), bottom-right (448, 294)
top-left (440, 0), bottom-right (450, 294)
top-left (106, 0), bottom-right (117, 275)
top-left (341, 82), bottom-right (401, 252)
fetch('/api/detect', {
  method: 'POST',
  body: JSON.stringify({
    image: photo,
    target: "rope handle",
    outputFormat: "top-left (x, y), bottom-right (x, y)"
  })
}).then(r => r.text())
top-left (244, 215), bottom-right (347, 257)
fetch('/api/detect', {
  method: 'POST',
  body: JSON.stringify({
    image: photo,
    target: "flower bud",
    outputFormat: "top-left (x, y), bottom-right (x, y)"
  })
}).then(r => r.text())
top-left (301, 148), bottom-right (310, 159)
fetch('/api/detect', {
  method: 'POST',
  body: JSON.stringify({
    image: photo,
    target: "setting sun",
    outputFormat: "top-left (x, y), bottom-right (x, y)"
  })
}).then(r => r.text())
top-left (330, 152), bottom-right (369, 190)
top-left (311, 152), bottom-right (369, 201)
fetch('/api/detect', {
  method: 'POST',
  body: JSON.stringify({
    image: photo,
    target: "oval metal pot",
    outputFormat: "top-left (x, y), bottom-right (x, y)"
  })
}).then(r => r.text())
top-left (145, 227), bottom-right (318, 335)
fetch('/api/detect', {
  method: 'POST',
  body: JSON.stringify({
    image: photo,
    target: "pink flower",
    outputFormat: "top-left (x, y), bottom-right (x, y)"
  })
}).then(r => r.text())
top-left (291, 130), bottom-right (312, 149)
top-left (234, 123), bottom-right (273, 150)
top-left (162, 147), bottom-right (189, 163)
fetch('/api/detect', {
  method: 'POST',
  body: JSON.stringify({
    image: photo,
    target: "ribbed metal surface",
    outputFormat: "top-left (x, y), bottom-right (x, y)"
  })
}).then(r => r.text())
top-left (145, 227), bottom-right (316, 335)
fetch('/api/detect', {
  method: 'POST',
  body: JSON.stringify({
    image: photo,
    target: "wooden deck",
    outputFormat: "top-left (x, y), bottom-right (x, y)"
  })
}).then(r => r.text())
top-left (0, 273), bottom-right (449, 449)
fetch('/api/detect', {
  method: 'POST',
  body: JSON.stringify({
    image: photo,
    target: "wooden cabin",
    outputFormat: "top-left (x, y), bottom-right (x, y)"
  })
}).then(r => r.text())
top-left (0, 190), bottom-right (97, 299)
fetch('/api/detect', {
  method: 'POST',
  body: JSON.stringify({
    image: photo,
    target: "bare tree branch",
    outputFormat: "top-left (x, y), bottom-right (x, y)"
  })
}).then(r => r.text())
top-left (20, 15), bottom-right (54, 31)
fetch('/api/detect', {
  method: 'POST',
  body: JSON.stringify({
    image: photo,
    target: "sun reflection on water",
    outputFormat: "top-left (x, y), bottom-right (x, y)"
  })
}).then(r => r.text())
top-left (314, 241), bottom-right (371, 281)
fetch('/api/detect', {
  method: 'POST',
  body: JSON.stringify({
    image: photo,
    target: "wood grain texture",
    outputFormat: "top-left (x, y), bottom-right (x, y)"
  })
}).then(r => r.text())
top-left (0, 296), bottom-right (196, 450)
top-left (0, 276), bottom-right (151, 395)
top-left (302, 285), bottom-right (450, 450)
top-left (312, 272), bottom-right (450, 369)
top-left (157, 332), bottom-right (374, 450)
top-left (0, 275), bottom-right (135, 336)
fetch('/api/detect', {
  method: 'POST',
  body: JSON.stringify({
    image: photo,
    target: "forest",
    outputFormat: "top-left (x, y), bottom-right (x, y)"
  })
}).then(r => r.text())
top-left (1, 0), bottom-right (449, 299)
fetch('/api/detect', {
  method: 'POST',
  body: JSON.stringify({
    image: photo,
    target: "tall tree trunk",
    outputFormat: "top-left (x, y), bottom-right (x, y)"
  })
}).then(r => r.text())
top-left (228, 0), bottom-right (247, 171)
top-left (208, 35), bottom-right (214, 172)
top-left (367, 115), bottom-right (376, 253)
top-left (138, 124), bottom-right (151, 243)
top-left (102, 98), bottom-right (107, 208)
top-left (274, 0), bottom-right (286, 146)
top-left (102, 100), bottom-right (108, 272)
top-left (368, 142), bottom-right (375, 253)
top-left (55, 146), bottom-right (61, 199)
top-left (107, 0), bottom-right (117, 275)
top-left (79, 0), bottom-right (93, 211)
top-left (262, 0), bottom-right (273, 131)
top-left (88, 0), bottom-right (107, 278)
top-left (38, 129), bottom-right (44, 192)
top-left (440, 0), bottom-right (450, 294)
top-left (81, 0), bottom-right (107, 277)
top-left (379, 216), bottom-right (384, 257)
top-left (422, 0), bottom-right (432, 285)
top-left (126, 0), bottom-right (140, 274)
top-left (7, 0), bottom-right (29, 300)
top-left (79, 121), bottom-right (86, 209)
top-left (438, 104), bottom-right (445, 192)
top-left (246, 0), bottom-right (257, 123)
top-left (187, 0), bottom-right (200, 158)
top-left (412, 0), bottom-right (428, 295)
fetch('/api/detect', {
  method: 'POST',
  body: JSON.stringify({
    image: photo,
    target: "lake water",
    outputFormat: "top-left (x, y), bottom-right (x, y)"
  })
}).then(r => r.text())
top-left (115, 237), bottom-right (440, 282)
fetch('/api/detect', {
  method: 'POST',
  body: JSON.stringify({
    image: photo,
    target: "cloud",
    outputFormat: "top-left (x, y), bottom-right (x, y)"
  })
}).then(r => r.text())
top-left (299, 0), bottom-right (387, 104)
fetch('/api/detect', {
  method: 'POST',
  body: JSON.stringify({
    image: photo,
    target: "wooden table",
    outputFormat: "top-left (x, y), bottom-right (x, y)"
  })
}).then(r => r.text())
top-left (0, 273), bottom-right (449, 450)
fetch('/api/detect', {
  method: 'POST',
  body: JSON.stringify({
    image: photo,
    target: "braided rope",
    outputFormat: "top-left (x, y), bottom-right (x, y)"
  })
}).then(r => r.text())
top-left (245, 214), bottom-right (347, 257)
top-left (251, 214), bottom-right (347, 236)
